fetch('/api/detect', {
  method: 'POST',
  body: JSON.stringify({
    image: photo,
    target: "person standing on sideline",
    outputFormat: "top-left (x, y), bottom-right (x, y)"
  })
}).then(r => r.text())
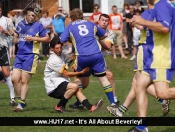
top-left (109, 5), bottom-right (127, 59)
top-left (39, 11), bottom-right (52, 57)
top-left (90, 4), bottom-right (102, 25)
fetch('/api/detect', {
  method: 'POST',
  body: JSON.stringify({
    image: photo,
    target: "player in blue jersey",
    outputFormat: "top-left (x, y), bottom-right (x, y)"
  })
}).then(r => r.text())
top-left (69, 14), bottom-right (120, 109)
top-left (107, 1), bottom-right (170, 122)
top-left (129, 0), bottom-right (175, 131)
top-left (60, 9), bottom-right (116, 108)
top-left (12, 8), bottom-right (50, 112)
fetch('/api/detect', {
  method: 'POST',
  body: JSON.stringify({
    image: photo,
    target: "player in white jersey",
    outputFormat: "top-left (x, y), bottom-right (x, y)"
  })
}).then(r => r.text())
top-left (44, 37), bottom-right (103, 113)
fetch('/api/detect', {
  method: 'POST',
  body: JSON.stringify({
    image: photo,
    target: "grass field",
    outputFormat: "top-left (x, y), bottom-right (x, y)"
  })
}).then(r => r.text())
top-left (1, 55), bottom-right (175, 132)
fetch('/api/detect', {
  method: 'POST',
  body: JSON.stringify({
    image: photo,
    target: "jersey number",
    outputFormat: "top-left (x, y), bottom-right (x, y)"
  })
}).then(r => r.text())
top-left (78, 25), bottom-right (89, 36)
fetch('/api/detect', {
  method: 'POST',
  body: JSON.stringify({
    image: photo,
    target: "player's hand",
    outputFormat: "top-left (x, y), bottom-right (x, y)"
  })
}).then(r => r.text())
top-left (70, 55), bottom-right (76, 60)
top-left (131, 15), bottom-right (145, 27)
top-left (26, 36), bottom-right (35, 41)
top-left (0, 26), bottom-right (4, 32)
top-left (81, 67), bottom-right (90, 74)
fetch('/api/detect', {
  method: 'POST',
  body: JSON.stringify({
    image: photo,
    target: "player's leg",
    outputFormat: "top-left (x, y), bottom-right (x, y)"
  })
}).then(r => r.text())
top-left (13, 54), bottom-right (39, 111)
top-left (55, 82), bottom-right (78, 113)
top-left (153, 69), bottom-right (175, 99)
top-left (76, 88), bottom-right (103, 112)
top-left (106, 69), bottom-right (119, 106)
top-left (107, 72), bottom-right (139, 117)
top-left (69, 76), bottom-right (90, 109)
top-left (11, 69), bottom-right (22, 98)
top-left (0, 46), bottom-right (16, 105)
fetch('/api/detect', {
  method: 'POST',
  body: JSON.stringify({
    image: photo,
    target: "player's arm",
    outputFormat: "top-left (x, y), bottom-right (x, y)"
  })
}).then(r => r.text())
top-left (26, 24), bottom-right (50, 43)
top-left (133, 24), bottom-right (144, 30)
top-left (25, 34), bottom-right (50, 43)
top-left (131, 7), bottom-right (171, 33)
top-left (62, 67), bottom-right (89, 78)
top-left (131, 16), bottom-right (169, 33)
top-left (60, 27), bottom-right (71, 43)
top-left (99, 40), bottom-right (112, 50)
top-left (13, 32), bottom-right (19, 44)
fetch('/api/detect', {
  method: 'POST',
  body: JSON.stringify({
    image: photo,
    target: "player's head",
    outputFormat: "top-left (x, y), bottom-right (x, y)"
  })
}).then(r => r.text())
top-left (0, 3), bottom-right (3, 16)
top-left (147, 0), bottom-right (154, 5)
top-left (93, 4), bottom-right (99, 12)
top-left (135, 9), bottom-right (141, 16)
top-left (98, 14), bottom-right (110, 29)
top-left (129, 4), bottom-right (134, 13)
top-left (70, 8), bottom-right (83, 21)
top-left (42, 10), bottom-right (49, 18)
top-left (50, 38), bottom-right (63, 56)
top-left (112, 5), bottom-right (118, 14)
top-left (24, 7), bottom-right (37, 23)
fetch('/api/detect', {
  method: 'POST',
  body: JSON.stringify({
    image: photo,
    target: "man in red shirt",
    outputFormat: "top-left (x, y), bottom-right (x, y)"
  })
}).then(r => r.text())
top-left (109, 5), bottom-right (127, 59)
top-left (90, 4), bottom-right (102, 25)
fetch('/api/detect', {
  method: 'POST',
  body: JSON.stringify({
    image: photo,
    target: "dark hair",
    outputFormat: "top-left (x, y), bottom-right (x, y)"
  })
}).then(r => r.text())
top-left (135, 9), bottom-right (141, 14)
top-left (50, 38), bottom-right (63, 48)
top-left (70, 8), bottom-right (83, 21)
top-left (99, 14), bottom-right (109, 20)
top-left (93, 4), bottom-right (99, 9)
top-left (123, 2), bottom-right (129, 8)
top-left (24, 7), bottom-right (35, 15)
top-left (148, 0), bottom-right (154, 5)
top-left (0, 3), bottom-right (3, 9)
top-left (112, 5), bottom-right (117, 9)
top-left (42, 10), bottom-right (49, 16)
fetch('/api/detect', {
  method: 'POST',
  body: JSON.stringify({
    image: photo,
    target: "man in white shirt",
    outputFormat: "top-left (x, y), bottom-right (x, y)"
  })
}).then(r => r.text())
top-left (44, 37), bottom-right (103, 113)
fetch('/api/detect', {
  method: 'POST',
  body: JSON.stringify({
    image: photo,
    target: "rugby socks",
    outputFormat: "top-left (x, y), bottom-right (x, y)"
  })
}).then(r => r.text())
top-left (5, 76), bottom-right (15, 99)
top-left (57, 96), bottom-right (68, 107)
top-left (75, 84), bottom-right (83, 105)
top-left (103, 84), bottom-right (115, 104)
top-left (156, 96), bottom-right (164, 103)
top-left (18, 99), bottom-right (26, 108)
top-left (118, 104), bottom-right (128, 114)
top-left (82, 99), bottom-right (92, 110)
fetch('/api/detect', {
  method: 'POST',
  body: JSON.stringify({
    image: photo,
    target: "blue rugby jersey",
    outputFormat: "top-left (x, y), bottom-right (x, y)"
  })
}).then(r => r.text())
top-left (146, 0), bottom-right (175, 69)
top-left (60, 20), bottom-right (106, 56)
top-left (15, 19), bottom-right (47, 55)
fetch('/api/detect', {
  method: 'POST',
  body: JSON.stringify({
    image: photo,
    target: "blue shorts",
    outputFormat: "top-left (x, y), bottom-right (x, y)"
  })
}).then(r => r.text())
top-left (14, 54), bottom-right (39, 74)
top-left (134, 44), bottom-right (148, 71)
top-left (73, 52), bottom-right (106, 77)
top-left (142, 68), bottom-right (175, 83)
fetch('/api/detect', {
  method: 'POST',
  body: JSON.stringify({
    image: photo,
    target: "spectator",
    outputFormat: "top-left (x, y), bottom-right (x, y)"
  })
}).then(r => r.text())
top-left (125, 5), bottom-right (135, 55)
top-left (109, 5), bottom-right (127, 59)
top-left (90, 4), bottom-right (102, 24)
top-left (121, 2), bottom-right (130, 49)
top-left (135, 1), bottom-right (144, 13)
top-left (39, 11), bottom-right (52, 57)
top-left (52, 7), bottom-right (69, 38)
top-left (7, 11), bottom-right (15, 58)
top-left (130, 9), bottom-right (141, 60)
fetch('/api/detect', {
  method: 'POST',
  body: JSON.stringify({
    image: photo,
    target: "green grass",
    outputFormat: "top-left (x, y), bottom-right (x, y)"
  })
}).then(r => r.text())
top-left (1, 55), bottom-right (175, 132)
